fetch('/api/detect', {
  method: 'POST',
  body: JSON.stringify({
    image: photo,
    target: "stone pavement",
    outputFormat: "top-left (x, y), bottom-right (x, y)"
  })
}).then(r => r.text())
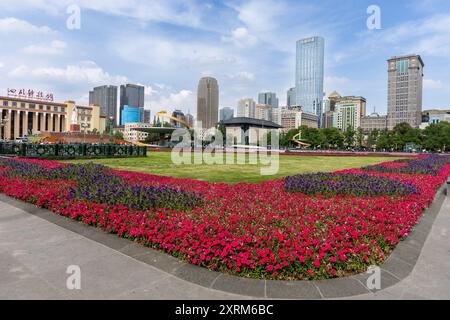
top-left (0, 195), bottom-right (449, 300)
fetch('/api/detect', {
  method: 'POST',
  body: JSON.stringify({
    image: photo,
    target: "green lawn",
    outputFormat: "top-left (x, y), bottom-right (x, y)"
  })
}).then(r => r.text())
top-left (63, 152), bottom-right (407, 183)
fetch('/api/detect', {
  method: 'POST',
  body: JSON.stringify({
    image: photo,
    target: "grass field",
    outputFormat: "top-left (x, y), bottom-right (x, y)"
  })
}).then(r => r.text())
top-left (64, 152), bottom-right (407, 183)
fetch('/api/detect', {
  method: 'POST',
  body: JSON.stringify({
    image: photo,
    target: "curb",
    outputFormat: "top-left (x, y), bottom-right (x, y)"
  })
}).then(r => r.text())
top-left (0, 183), bottom-right (447, 299)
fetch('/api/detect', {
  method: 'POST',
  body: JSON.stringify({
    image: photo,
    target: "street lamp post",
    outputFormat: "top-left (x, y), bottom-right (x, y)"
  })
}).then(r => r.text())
top-left (109, 116), bottom-right (114, 144)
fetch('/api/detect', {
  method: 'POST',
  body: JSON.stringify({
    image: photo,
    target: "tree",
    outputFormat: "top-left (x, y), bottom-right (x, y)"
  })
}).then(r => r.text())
top-left (322, 128), bottom-right (343, 148)
top-left (299, 126), bottom-right (322, 148)
top-left (392, 122), bottom-right (421, 151)
top-left (114, 131), bottom-right (124, 140)
top-left (367, 129), bottom-right (379, 150)
top-left (377, 129), bottom-right (393, 151)
top-left (422, 121), bottom-right (450, 152)
top-left (356, 127), bottom-right (365, 149)
top-left (343, 126), bottom-right (356, 147)
top-left (281, 128), bottom-right (299, 148)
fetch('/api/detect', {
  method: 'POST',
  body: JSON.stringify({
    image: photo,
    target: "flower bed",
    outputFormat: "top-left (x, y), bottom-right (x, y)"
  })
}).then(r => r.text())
top-left (1, 155), bottom-right (449, 280)
top-left (284, 173), bottom-right (419, 197)
top-left (362, 154), bottom-right (449, 175)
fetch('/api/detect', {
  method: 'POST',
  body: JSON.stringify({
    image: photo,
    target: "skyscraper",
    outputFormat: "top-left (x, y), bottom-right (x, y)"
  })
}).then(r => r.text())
top-left (258, 92), bottom-right (279, 110)
top-left (119, 84), bottom-right (144, 125)
top-left (89, 85), bottom-right (117, 118)
top-left (220, 107), bottom-right (234, 121)
top-left (295, 36), bottom-right (325, 121)
top-left (387, 55), bottom-right (424, 130)
top-left (237, 98), bottom-right (256, 118)
top-left (197, 77), bottom-right (219, 129)
top-left (143, 109), bottom-right (151, 124)
top-left (287, 87), bottom-right (296, 108)
top-left (171, 110), bottom-right (186, 128)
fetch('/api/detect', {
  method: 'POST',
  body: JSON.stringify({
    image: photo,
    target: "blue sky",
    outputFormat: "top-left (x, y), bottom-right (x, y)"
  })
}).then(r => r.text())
top-left (0, 0), bottom-right (449, 118)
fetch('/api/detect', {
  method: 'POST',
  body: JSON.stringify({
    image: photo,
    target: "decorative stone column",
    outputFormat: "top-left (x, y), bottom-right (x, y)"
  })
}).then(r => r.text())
top-left (5, 110), bottom-right (12, 141)
top-left (33, 112), bottom-right (38, 134)
top-left (23, 111), bottom-right (29, 136)
top-left (49, 113), bottom-right (54, 132)
top-left (14, 110), bottom-right (20, 139)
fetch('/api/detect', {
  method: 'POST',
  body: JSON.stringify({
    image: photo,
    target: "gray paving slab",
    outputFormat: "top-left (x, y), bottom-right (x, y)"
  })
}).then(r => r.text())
top-left (0, 192), bottom-right (449, 299)
top-left (0, 200), bottom-right (249, 299)
top-left (349, 196), bottom-right (450, 300)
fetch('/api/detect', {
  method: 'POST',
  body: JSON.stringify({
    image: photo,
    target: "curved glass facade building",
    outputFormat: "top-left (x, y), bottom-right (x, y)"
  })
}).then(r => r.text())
top-left (295, 36), bottom-right (325, 122)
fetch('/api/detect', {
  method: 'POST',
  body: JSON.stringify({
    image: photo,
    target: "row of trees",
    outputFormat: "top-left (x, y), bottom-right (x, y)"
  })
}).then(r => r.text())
top-left (280, 122), bottom-right (450, 152)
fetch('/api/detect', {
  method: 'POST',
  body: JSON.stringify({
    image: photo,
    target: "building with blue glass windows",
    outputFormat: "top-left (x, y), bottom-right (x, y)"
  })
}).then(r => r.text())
top-left (258, 92), bottom-right (279, 109)
top-left (121, 105), bottom-right (142, 125)
top-left (119, 84), bottom-right (144, 126)
top-left (295, 36), bottom-right (325, 126)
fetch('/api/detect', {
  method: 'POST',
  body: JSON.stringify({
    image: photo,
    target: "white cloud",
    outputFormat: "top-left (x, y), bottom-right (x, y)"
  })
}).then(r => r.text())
top-left (0, 1), bottom-right (204, 28)
top-left (0, 62), bottom-right (4, 68)
top-left (8, 61), bottom-right (127, 85)
top-left (232, 71), bottom-right (255, 82)
top-left (363, 14), bottom-right (450, 57)
top-left (222, 27), bottom-right (258, 48)
top-left (424, 78), bottom-right (444, 90)
top-left (114, 35), bottom-right (237, 67)
top-left (146, 89), bottom-right (194, 112)
top-left (233, 0), bottom-right (287, 33)
top-left (0, 17), bottom-right (54, 34)
top-left (22, 40), bottom-right (67, 55)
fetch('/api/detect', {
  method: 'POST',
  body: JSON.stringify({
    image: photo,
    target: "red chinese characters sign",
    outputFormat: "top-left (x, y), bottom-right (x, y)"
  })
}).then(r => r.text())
top-left (7, 88), bottom-right (54, 102)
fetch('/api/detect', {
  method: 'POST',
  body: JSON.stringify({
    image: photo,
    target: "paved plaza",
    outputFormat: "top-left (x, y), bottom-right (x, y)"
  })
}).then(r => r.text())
top-left (0, 194), bottom-right (449, 300)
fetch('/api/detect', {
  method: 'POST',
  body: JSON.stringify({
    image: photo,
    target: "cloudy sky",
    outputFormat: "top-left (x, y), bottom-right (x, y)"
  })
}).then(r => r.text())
top-left (0, 0), bottom-right (449, 118)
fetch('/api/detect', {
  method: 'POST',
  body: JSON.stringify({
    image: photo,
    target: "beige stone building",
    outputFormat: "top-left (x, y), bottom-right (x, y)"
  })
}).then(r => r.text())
top-left (387, 55), bottom-right (424, 130)
top-left (123, 123), bottom-right (153, 142)
top-left (335, 96), bottom-right (366, 132)
top-left (255, 104), bottom-right (272, 121)
top-left (360, 113), bottom-right (388, 132)
top-left (0, 96), bottom-right (105, 141)
top-left (281, 107), bottom-right (318, 133)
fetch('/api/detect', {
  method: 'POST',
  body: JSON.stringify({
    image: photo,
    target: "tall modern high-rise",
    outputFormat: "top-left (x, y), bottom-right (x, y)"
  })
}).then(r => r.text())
top-left (197, 77), bottom-right (219, 129)
top-left (258, 92), bottom-right (279, 110)
top-left (387, 54), bottom-right (424, 130)
top-left (286, 87), bottom-right (296, 108)
top-left (295, 36), bottom-right (325, 122)
top-left (143, 109), bottom-right (151, 124)
top-left (89, 85), bottom-right (117, 118)
top-left (119, 84), bottom-right (145, 125)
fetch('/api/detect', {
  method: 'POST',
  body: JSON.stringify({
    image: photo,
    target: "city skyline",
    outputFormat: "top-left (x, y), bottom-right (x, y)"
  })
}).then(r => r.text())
top-left (0, 0), bottom-right (449, 120)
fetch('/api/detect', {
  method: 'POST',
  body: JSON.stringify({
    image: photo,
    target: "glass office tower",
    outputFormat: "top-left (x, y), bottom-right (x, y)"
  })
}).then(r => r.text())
top-left (119, 84), bottom-right (144, 126)
top-left (295, 36), bottom-right (325, 123)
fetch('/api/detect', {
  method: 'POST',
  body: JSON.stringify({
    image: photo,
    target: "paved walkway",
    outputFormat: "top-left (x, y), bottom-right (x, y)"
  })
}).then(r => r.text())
top-left (0, 196), bottom-right (449, 300)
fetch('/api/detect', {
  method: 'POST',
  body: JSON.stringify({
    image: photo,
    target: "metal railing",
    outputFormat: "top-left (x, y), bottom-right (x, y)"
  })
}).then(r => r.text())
top-left (0, 143), bottom-right (147, 159)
